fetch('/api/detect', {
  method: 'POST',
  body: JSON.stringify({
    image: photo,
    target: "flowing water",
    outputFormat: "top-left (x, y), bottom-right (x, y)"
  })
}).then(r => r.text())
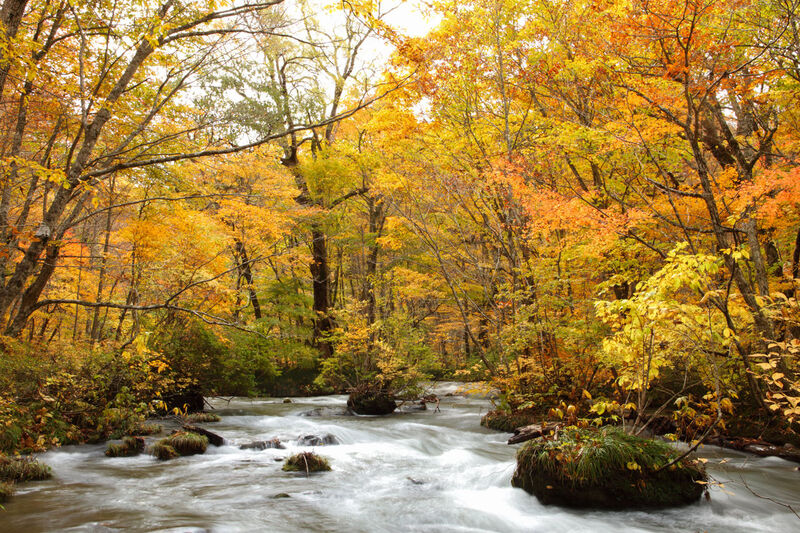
top-left (2, 383), bottom-right (799, 533)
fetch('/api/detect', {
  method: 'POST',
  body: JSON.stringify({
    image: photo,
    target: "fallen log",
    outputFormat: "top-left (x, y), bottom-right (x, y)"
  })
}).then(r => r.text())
top-left (705, 436), bottom-right (800, 464)
top-left (507, 422), bottom-right (562, 445)
top-left (182, 425), bottom-right (224, 447)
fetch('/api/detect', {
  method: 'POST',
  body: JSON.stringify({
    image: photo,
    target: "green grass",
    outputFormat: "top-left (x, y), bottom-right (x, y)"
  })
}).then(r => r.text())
top-left (282, 452), bottom-right (331, 473)
top-left (150, 442), bottom-right (180, 461)
top-left (158, 431), bottom-right (208, 456)
top-left (0, 456), bottom-right (52, 482)
top-left (511, 426), bottom-right (706, 508)
top-left (105, 436), bottom-right (145, 457)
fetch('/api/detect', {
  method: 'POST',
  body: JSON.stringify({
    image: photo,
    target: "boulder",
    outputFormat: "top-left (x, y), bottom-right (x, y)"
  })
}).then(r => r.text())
top-left (300, 406), bottom-right (353, 417)
top-left (240, 438), bottom-right (285, 450)
top-left (511, 427), bottom-right (706, 509)
top-left (347, 385), bottom-right (396, 415)
top-left (507, 422), bottom-right (562, 445)
top-left (297, 434), bottom-right (339, 446)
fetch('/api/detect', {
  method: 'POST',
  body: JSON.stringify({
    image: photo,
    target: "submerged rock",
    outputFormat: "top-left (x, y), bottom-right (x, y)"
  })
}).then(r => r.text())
top-left (282, 398), bottom-right (293, 404)
top-left (347, 384), bottom-right (397, 415)
top-left (299, 406), bottom-right (353, 417)
top-left (272, 492), bottom-right (291, 498)
top-left (282, 452), bottom-right (331, 473)
top-left (296, 434), bottom-right (339, 446)
top-left (240, 438), bottom-right (285, 450)
top-left (511, 427), bottom-right (706, 509)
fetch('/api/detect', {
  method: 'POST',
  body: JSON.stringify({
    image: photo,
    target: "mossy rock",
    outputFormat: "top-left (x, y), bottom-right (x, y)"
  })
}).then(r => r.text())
top-left (0, 481), bottom-right (13, 503)
top-left (162, 432), bottom-right (208, 456)
top-left (481, 409), bottom-right (539, 433)
top-left (347, 384), bottom-right (396, 415)
top-left (282, 452), bottom-right (331, 473)
top-left (105, 436), bottom-right (145, 457)
top-left (151, 442), bottom-right (180, 461)
top-left (511, 427), bottom-right (706, 509)
top-left (0, 456), bottom-right (52, 482)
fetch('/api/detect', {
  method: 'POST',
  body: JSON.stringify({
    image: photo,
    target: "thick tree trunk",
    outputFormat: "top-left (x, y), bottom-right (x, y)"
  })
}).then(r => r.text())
top-left (234, 238), bottom-right (262, 320)
top-left (309, 225), bottom-right (333, 356)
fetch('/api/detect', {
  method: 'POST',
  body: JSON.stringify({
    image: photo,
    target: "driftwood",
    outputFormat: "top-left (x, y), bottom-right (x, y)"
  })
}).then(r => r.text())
top-left (705, 436), bottom-right (800, 464)
top-left (182, 424), bottom-right (224, 446)
top-left (507, 422), bottom-right (562, 445)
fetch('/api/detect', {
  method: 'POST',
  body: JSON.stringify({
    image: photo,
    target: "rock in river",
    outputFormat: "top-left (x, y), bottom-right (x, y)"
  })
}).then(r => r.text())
top-left (511, 426), bottom-right (707, 509)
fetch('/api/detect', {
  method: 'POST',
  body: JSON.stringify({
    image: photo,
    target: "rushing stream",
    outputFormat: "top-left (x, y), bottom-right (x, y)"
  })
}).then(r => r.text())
top-left (2, 383), bottom-right (799, 532)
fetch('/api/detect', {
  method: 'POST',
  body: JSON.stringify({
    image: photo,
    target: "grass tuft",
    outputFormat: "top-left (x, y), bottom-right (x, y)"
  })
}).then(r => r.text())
top-left (0, 456), bottom-right (52, 482)
top-left (511, 426), bottom-right (706, 508)
top-left (158, 431), bottom-right (208, 456)
top-left (105, 436), bottom-right (145, 457)
top-left (282, 452), bottom-right (331, 473)
top-left (150, 442), bottom-right (180, 461)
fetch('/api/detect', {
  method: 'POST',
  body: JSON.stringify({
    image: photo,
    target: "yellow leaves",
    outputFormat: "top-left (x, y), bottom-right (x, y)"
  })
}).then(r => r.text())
top-left (626, 461), bottom-right (641, 471)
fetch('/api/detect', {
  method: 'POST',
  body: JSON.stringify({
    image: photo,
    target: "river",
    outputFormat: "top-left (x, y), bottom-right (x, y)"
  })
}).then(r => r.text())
top-left (2, 383), bottom-right (799, 532)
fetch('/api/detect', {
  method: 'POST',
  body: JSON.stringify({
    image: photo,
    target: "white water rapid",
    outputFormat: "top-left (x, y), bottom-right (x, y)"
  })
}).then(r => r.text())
top-left (2, 383), bottom-right (799, 532)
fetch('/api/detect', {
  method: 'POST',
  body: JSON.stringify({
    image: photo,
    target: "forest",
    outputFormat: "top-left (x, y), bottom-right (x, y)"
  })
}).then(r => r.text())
top-left (1, 0), bottom-right (800, 528)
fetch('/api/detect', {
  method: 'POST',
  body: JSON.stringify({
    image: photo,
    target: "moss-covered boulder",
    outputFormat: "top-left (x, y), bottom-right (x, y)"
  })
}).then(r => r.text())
top-left (164, 431), bottom-right (208, 456)
top-left (151, 442), bottom-right (180, 461)
top-left (0, 456), bottom-right (52, 482)
top-left (105, 436), bottom-right (145, 457)
top-left (481, 409), bottom-right (539, 432)
top-left (184, 412), bottom-right (221, 423)
top-left (347, 384), bottom-right (396, 415)
top-left (511, 427), bottom-right (706, 509)
top-left (282, 452), bottom-right (331, 473)
top-left (150, 431), bottom-right (208, 460)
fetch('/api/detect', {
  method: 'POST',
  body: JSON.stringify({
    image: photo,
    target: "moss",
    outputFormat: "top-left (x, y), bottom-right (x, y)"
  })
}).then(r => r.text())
top-left (184, 412), bottom-right (221, 423)
top-left (0, 481), bottom-right (13, 503)
top-left (105, 436), bottom-right (145, 457)
top-left (128, 423), bottom-right (162, 436)
top-left (150, 442), bottom-right (180, 461)
top-left (511, 426), bottom-right (706, 508)
top-left (481, 409), bottom-right (539, 433)
top-left (0, 456), bottom-right (52, 482)
top-left (161, 431), bottom-right (208, 456)
top-left (282, 452), bottom-right (331, 473)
